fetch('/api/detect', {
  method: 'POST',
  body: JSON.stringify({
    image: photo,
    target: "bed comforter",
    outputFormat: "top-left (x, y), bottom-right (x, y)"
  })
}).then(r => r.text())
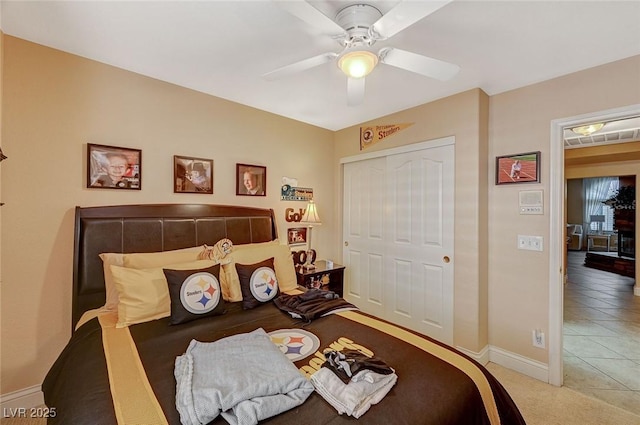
top-left (43, 302), bottom-right (526, 425)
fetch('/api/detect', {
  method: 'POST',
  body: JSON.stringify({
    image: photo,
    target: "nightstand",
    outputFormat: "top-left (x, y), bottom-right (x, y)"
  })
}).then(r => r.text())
top-left (296, 260), bottom-right (345, 297)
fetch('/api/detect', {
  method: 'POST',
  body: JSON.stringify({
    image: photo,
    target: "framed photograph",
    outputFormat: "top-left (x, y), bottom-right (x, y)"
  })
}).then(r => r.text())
top-left (87, 143), bottom-right (141, 190)
top-left (287, 227), bottom-right (307, 246)
top-left (495, 151), bottom-right (540, 185)
top-left (236, 163), bottom-right (266, 196)
top-left (174, 155), bottom-right (213, 194)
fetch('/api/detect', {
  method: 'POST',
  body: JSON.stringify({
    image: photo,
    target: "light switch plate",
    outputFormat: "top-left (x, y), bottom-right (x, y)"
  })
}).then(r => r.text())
top-left (517, 235), bottom-right (544, 251)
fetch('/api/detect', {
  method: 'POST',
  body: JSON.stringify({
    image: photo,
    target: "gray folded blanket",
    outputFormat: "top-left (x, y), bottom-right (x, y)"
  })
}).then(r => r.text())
top-left (175, 328), bottom-right (314, 425)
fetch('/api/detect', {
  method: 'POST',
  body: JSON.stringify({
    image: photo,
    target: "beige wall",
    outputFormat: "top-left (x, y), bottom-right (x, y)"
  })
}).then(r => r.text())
top-left (333, 55), bottom-right (639, 364)
top-left (0, 36), bottom-right (335, 394)
top-left (489, 55), bottom-right (640, 363)
top-left (2, 32), bottom-right (639, 396)
top-left (566, 179), bottom-right (584, 229)
top-left (333, 89), bottom-right (491, 352)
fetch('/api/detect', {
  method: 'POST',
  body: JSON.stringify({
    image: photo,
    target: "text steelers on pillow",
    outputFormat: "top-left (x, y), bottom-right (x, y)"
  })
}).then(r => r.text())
top-left (236, 258), bottom-right (279, 309)
top-left (164, 264), bottom-right (226, 325)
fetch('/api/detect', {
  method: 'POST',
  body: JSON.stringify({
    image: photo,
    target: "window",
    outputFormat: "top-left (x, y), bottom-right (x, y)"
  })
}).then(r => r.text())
top-left (583, 177), bottom-right (619, 233)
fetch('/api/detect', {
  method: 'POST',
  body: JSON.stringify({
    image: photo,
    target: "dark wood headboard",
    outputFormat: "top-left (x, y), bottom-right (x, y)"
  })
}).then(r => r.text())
top-left (72, 203), bottom-right (277, 329)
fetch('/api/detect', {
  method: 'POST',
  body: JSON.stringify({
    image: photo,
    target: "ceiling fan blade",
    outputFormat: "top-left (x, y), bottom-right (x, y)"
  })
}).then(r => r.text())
top-left (262, 52), bottom-right (338, 81)
top-left (274, 1), bottom-right (346, 38)
top-left (347, 77), bottom-right (365, 107)
top-left (371, 0), bottom-right (453, 39)
top-left (379, 47), bottom-right (460, 81)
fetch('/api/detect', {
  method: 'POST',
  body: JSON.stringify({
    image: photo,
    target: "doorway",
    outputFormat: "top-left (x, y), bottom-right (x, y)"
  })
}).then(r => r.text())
top-left (564, 174), bottom-right (638, 414)
top-left (549, 103), bottom-right (640, 387)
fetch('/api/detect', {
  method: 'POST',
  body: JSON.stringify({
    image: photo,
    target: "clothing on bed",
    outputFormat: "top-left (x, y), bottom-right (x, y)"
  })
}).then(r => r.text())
top-left (174, 328), bottom-right (314, 425)
top-left (322, 349), bottom-right (394, 384)
top-left (311, 367), bottom-right (398, 419)
top-left (312, 348), bottom-right (398, 418)
top-left (273, 289), bottom-right (358, 321)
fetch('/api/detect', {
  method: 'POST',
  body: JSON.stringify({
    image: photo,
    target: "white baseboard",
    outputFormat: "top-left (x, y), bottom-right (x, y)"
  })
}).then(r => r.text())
top-left (489, 345), bottom-right (549, 382)
top-left (456, 344), bottom-right (490, 365)
top-left (0, 386), bottom-right (44, 411)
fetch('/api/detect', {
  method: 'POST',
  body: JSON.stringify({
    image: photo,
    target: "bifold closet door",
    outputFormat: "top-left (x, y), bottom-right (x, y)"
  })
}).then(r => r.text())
top-left (343, 156), bottom-right (387, 319)
top-left (343, 143), bottom-right (454, 344)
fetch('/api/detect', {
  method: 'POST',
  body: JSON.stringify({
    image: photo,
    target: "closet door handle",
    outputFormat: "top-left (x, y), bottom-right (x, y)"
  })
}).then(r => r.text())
top-left (344, 241), bottom-right (349, 247)
top-left (443, 256), bottom-right (450, 263)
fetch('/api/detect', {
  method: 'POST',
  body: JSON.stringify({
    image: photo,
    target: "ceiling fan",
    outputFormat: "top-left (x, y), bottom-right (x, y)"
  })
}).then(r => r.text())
top-left (263, 0), bottom-right (460, 106)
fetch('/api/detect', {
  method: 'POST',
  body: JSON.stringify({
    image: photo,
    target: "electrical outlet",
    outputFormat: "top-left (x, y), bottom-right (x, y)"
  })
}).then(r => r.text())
top-left (532, 329), bottom-right (545, 348)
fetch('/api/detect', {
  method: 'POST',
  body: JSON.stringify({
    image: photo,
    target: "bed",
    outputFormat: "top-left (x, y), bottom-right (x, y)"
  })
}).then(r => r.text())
top-left (43, 203), bottom-right (526, 425)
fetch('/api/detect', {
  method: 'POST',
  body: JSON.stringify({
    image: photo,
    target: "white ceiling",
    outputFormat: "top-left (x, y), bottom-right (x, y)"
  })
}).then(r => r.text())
top-left (2, 0), bottom-right (640, 131)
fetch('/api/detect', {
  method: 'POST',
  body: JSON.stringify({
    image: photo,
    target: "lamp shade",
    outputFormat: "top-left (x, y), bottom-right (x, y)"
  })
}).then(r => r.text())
top-left (301, 200), bottom-right (321, 225)
top-left (338, 50), bottom-right (378, 79)
top-left (572, 123), bottom-right (604, 136)
top-left (590, 215), bottom-right (605, 223)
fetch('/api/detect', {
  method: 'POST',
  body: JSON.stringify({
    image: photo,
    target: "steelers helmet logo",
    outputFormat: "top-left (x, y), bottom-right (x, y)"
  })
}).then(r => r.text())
top-left (179, 272), bottom-right (221, 314)
top-left (249, 267), bottom-right (278, 302)
top-left (269, 329), bottom-right (320, 362)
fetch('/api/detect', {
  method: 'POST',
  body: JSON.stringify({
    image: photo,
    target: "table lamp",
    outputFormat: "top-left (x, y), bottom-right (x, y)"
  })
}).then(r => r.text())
top-left (300, 199), bottom-right (321, 270)
top-left (590, 214), bottom-right (605, 234)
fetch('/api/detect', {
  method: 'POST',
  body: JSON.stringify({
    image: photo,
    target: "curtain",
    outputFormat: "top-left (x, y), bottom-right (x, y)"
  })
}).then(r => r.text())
top-left (583, 177), bottom-right (619, 232)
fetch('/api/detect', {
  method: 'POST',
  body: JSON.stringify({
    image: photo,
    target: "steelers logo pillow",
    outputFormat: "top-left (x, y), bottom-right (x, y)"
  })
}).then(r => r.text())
top-left (236, 258), bottom-right (279, 309)
top-left (164, 264), bottom-right (226, 325)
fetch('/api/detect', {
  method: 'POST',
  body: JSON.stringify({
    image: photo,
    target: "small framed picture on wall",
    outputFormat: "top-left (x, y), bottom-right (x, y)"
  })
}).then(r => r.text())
top-left (236, 163), bottom-right (266, 196)
top-left (495, 151), bottom-right (540, 185)
top-left (87, 143), bottom-right (141, 189)
top-left (174, 155), bottom-right (213, 194)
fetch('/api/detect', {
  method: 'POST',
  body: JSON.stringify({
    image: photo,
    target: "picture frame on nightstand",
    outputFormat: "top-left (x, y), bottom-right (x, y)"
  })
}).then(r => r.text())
top-left (296, 260), bottom-right (345, 297)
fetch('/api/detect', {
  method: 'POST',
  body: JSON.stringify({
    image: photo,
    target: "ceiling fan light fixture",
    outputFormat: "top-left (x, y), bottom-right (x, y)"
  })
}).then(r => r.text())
top-left (338, 50), bottom-right (378, 79)
top-left (571, 123), bottom-right (604, 136)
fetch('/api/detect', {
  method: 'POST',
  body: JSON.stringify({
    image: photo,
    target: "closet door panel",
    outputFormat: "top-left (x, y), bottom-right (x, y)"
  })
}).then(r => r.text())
top-left (343, 141), bottom-right (454, 344)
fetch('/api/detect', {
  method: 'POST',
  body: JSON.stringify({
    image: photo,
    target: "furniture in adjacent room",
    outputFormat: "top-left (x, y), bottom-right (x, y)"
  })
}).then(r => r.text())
top-left (566, 224), bottom-right (583, 250)
top-left (608, 231), bottom-right (619, 252)
top-left (587, 234), bottom-right (611, 252)
top-left (618, 230), bottom-right (636, 258)
top-left (296, 260), bottom-right (345, 296)
top-left (584, 251), bottom-right (635, 277)
top-left (612, 177), bottom-right (635, 259)
top-left (589, 214), bottom-right (606, 235)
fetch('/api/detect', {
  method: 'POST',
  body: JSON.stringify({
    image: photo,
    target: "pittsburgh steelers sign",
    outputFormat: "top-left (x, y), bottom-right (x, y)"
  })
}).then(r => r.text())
top-left (179, 272), bottom-right (221, 314)
top-left (359, 123), bottom-right (414, 150)
top-left (249, 267), bottom-right (278, 302)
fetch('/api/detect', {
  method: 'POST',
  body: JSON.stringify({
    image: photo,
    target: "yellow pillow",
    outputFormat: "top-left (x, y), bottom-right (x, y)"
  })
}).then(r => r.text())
top-left (99, 246), bottom-right (205, 312)
top-left (222, 242), bottom-right (297, 302)
top-left (122, 245), bottom-right (204, 269)
top-left (99, 253), bottom-right (125, 312)
top-left (111, 259), bottom-right (215, 328)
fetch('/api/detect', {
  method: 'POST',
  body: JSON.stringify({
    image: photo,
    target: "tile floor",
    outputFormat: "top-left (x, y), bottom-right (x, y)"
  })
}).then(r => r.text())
top-left (564, 250), bottom-right (640, 415)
